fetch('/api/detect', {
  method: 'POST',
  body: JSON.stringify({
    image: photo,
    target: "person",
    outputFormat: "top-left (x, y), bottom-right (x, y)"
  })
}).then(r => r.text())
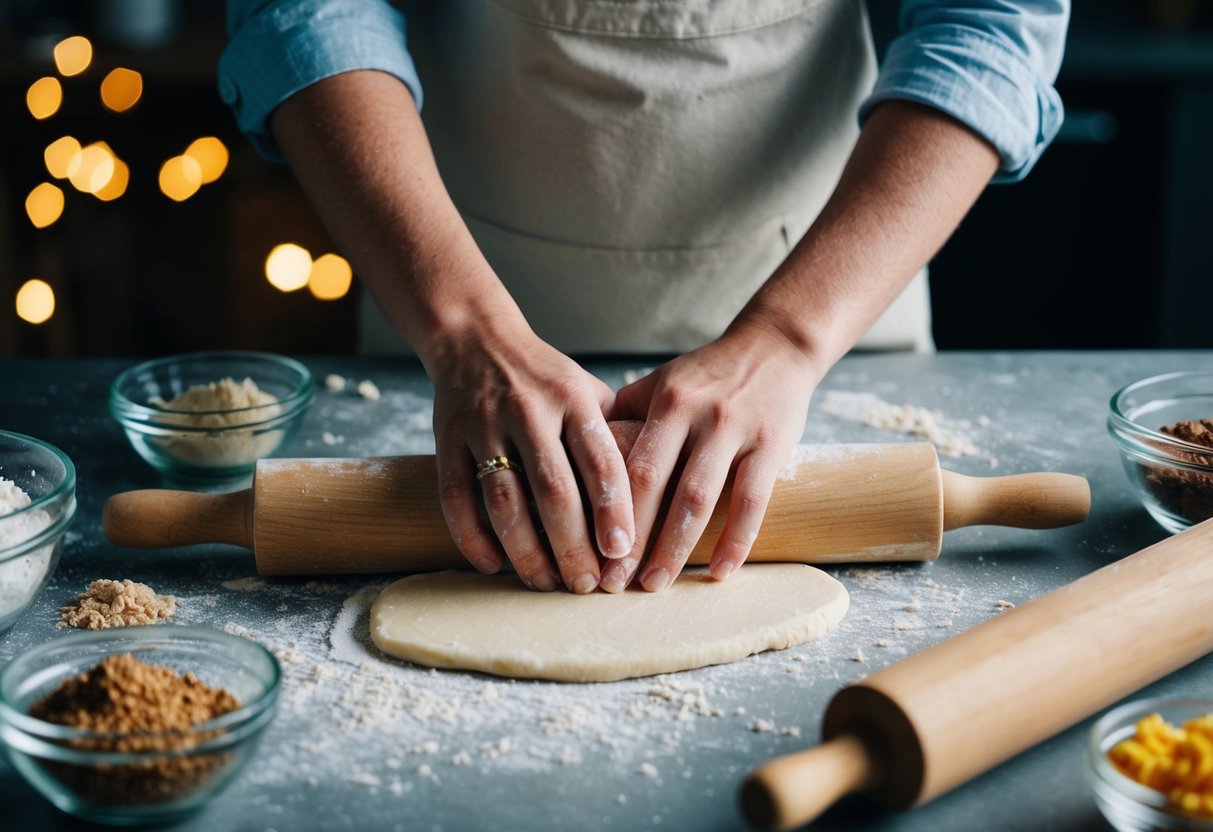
top-left (220, 0), bottom-right (1068, 596)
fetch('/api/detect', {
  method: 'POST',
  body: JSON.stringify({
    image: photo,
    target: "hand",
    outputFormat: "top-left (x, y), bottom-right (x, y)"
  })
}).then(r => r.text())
top-left (602, 320), bottom-right (821, 593)
top-left (428, 316), bottom-right (635, 593)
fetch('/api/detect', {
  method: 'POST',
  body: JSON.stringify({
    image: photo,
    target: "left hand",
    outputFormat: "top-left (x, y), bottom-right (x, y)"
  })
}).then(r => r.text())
top-left (601, 319), bottom-right (823, 593)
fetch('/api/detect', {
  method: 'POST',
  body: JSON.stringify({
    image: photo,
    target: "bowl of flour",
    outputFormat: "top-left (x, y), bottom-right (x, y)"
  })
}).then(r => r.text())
top-left (109, 352), bottom-right (314, 481)
top-left (0, 430), bottom-right (76, 634)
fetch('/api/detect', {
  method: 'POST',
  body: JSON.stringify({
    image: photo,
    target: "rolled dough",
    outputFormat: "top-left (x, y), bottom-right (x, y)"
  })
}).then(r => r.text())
top-left (369, 565), bottom-right (848, 683)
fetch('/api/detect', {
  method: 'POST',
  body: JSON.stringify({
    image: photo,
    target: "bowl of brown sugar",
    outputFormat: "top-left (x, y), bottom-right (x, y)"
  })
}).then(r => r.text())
top-left (0, 626), bottom-right (279, 824)
top-left (1108, 371), bottom-right (1213, 534)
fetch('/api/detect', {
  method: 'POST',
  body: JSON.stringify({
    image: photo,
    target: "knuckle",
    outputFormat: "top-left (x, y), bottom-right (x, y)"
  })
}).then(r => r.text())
top-left (679, 480), bottom-right (716, 516)
top-left (734, 489), bottom-right (768, 518)
top-left (628, 459), bottom-right (664, 494)
top-left (552, 544), bottom-right (595, 570)
top-left (530, 465), bottom-right (577, 506)
top-left (502, 389), bottom-right (542, 423)
top-left (482, 480), bottom-right (518, 514)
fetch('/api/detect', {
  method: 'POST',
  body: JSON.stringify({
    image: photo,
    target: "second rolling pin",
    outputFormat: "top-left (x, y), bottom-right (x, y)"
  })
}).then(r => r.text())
top-left (104, 431), bottom-right (1089, 576)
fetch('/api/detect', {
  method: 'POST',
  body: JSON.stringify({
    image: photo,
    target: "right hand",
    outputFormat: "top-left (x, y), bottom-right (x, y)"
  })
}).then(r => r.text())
top-left (426, 313), bottom-right (635, 593)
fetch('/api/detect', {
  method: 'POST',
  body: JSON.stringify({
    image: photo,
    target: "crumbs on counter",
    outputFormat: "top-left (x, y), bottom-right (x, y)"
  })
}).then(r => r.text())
top-left (356, 379), bottom-right (381, 401)
top-left (58, 579), bottom-right (176, 630)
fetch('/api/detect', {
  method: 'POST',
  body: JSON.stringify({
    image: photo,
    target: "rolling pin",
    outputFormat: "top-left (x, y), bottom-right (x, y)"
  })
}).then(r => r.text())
top-left (103, 422), bottom-right (1088, 575)
top-left (741, 516), bottom-right (1213, 831)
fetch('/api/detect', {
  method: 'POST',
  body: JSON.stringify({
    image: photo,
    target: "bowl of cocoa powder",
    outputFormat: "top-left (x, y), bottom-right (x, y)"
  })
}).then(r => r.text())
top-left (0, 626), bottom-right (279, 824)
top-left (1108, 371), bottom-right (1213, 534)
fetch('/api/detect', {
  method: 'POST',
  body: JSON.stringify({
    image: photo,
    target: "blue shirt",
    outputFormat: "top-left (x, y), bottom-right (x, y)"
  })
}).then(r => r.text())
top-left (219, 0), bottom-right (1068, 183)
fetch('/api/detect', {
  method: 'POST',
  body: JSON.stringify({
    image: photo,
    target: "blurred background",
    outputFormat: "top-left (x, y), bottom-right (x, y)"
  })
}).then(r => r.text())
top-left (1, 0), bottom-right (1211, 359)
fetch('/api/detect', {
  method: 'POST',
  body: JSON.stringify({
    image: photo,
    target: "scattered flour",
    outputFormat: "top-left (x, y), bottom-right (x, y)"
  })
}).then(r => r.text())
top-left (221, 577), bottom-right (265, 592)
top-left (818, 390), bottom-right (984, 458)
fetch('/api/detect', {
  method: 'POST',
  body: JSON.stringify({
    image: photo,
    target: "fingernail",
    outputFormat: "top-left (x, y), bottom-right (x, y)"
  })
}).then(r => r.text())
top-left (641, 567), bottom-right (671, 593)
top-left (600, 559), bottom-right (636, 594)
top-left (529, 572), bottom-right (559, 592)
top-left (603, 527), bottom-right (632, 559)
top-left (711, 561), bottom-right (735, 582)
top-left (570, 573), bottom-right (599, 595)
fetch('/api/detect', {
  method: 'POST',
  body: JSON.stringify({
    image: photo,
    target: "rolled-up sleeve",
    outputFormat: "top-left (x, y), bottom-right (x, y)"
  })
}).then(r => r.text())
top-left (860, 1), bottom-right (1069, 182)
top-left (220, 0), bottom-right (423, 161)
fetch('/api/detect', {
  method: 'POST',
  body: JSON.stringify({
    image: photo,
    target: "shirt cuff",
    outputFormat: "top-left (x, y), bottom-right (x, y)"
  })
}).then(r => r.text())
top-left (218, 0), bottom-right (422, 162)
top-left (860, 24), bottom-right (1064, 183)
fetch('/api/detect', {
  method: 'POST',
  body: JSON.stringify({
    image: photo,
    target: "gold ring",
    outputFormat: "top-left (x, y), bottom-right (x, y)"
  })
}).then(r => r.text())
top-left (475, 455), bottom-right (520, 481)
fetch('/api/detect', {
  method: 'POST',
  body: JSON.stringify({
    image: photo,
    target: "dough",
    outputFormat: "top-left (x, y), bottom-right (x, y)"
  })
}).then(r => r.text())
top-left (370, 565), bottom-right (848, 683)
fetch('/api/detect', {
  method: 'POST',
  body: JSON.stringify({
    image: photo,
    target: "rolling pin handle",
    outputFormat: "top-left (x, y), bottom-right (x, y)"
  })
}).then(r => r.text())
top-left (103, 489), bottom-right (254, 549)
top-left (740, 734), bottom-right (879, 831)
top-left (941, 470), bottom-right (1090, 532)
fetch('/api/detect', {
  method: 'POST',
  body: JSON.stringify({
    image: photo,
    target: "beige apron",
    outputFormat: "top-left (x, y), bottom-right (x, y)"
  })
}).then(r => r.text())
top-left (360, 0), bottom-right (933, 354)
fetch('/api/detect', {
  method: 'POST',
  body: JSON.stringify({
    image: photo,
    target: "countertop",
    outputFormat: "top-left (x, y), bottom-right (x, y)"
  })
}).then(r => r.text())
top-left (1, 351), bottom-right (1210, 832)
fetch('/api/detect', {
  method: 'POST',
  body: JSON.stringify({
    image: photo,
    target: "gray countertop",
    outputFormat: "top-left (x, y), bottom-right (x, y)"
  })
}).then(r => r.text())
top-left (1, 351), bottom-right (1210, 832)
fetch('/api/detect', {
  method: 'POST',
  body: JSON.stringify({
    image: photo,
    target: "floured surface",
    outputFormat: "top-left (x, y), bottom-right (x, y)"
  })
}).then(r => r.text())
top-left (370, 565), bottom-right (848, 682)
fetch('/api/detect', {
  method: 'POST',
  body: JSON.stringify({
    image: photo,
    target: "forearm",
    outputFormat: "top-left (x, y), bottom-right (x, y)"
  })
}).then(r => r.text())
top-left (734, 100), bottom-right (1000, 377)
top-left (269, 69), bottom-right (525, 371)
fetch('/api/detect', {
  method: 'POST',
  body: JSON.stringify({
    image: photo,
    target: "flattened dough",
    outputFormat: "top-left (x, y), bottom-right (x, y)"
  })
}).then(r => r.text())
top-left (370, 565), bottom-right (848, 682)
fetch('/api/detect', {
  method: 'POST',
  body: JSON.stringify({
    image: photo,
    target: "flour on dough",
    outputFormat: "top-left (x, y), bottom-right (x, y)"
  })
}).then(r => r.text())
top-left (370, 565), bottom-right (848, 683)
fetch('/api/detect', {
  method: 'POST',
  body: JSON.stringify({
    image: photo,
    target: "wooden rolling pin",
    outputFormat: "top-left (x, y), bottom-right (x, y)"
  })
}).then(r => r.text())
top-left (104, 422), bottom-right (1088, 575)
top-left (741, 517), bottom-right (1213, 830)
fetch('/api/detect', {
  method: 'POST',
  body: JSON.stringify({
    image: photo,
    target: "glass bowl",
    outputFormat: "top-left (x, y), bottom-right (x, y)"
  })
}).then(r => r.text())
top-left (1108, 371), bottom-right (1213, 534)
top-left (1087, 697), bottom-right (1213, 832)
top-left (0, 430), bottom-right (76, 635)
top-left (109, 351), bottom-right (314, 482)
top-left (0, 626), bottom-right (280, 825)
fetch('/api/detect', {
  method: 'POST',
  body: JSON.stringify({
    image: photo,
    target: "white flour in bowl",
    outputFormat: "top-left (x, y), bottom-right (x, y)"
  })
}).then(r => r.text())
top-left (0, 477), bottom-right (53, 623)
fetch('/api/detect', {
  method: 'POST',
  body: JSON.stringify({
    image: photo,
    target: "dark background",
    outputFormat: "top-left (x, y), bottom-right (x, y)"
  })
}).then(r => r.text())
top-left (1, 0), bottom-right (1211, 358)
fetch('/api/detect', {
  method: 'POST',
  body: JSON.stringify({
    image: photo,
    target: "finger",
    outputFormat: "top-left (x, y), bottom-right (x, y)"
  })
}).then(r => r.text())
top-left (511, 434), bottom-right (601, 595)
top-left (639, 441), bottom-right (733, 593)
top-left (708, 451), bottom-right (777, 581)
top-left (436, 441), bottom-right (505, 575)
top-left (599, 553), bottom-right (641, 594)
top-left (477, 449), bottom-right (560, 591)
top-left (565, 412), bottom-right (634, 560)
top-left (623, 416), bottom-right (682, 566)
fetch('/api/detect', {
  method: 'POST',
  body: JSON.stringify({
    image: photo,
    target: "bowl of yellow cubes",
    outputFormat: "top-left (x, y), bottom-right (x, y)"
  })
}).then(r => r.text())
top-left (1087, 697), bottom-right (1213, 831)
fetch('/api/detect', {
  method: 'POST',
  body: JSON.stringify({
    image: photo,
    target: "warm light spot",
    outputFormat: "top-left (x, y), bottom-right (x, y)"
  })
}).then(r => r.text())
top-left (53, 36), bottom-right (92, 76)
top-left (184, 137), bottom-right (229, 184)
top-left (100, 67), bottom-right (142, 112)
top-left (68, 143), bottom-right (116, 194)
top-left (308, 254), bottom-right (354, 300)
top-left (25, 183), bottom-right (65, 229)
top-left (16, 280), bottom-right (56, 325)
top-left (94, 158), bottom-right (130, 201)
top-left (265, 244), bottom-right (313, 292)
top-left (44, 136), bottom-right (82, 179)
top-left (158, 155), bottom-right (202, 202)
top-left (26, 77), bottom-right (62, 119)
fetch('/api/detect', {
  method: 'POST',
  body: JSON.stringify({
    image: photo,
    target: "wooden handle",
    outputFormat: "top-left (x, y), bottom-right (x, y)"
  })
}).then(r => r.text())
top-left (941, 470), bottom-right (1090, 531)
top-left (742, 517), bottom-right (1213, 830)
top-left (103, 489), bottom-right (253, 549)
top-left (740, 735), bottom-right (879, 831)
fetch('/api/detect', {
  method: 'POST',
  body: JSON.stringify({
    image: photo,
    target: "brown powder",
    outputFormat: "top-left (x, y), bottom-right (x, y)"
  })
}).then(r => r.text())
top-left (58, 579), bottom-right (176, 629)
top-left (28, 653), bottom-right (240, 805)
top-left (1144, 419), bottom-right (1213, 525)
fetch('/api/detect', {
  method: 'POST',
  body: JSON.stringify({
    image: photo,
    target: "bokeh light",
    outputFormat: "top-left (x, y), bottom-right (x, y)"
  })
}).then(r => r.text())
top-left (53, 36), bottom-right (93, 76)
top-left (44, 136), bottom-right (82, 179)
top-left (16, 280), bottom-right (56, 325)
top-left (25, 183), bottom-right (65, 229)
top-left (68, 143), bottom-right (116, 194)
top-left (184, 137), bottom-right (229, 184)
top-left (100, 67), bottom-right (143, 112)
top-left (26, 77), bottom-right (62, 120)
top-left (308, 253), bottom-right (354, 300)
top-left (158, 155), bottom-right (202, 202)
top-left (265, 244), bottom-right (313, 292)
top-left (94, 158), bottom-right (130, 201)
